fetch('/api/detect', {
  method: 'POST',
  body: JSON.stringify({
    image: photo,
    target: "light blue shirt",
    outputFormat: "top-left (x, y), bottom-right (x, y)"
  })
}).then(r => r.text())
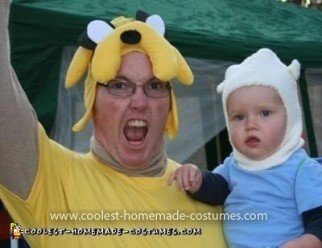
top-left (214, 149), bottom-right (322, 248)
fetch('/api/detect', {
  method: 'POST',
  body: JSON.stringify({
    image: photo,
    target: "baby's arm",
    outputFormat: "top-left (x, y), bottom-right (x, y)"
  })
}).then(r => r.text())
top-left (281, 206), bottom-right (322, 247)
top-left (168, 164), bottom-right (230, 205)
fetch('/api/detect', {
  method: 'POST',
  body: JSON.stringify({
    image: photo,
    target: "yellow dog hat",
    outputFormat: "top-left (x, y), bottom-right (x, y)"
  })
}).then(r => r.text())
top-left (65, 10), bottom-right (193, 138)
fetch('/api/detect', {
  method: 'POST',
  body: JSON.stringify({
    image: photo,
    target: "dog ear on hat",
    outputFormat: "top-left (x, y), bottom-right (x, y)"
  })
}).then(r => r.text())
top-left (136, 10), bottom-right (165, 37)
top-left (165, 89), bottom-right (179, 139)
top-left (65, 47), bottom-right (93, 88)
top-left (288, 59), bottom-right (301, 80)
top-left (173, 48), bottom-right (193, 85)
top-left (65, 20), bottom-right (114, 88)
top-left (146, 14), bottom-right (165, 36)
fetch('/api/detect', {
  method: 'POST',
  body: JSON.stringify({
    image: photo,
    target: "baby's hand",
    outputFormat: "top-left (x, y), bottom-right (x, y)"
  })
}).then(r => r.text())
top-left (167, 164), bottom-right (202, 193)
top-left (280, 234), bottom-right (322, 248)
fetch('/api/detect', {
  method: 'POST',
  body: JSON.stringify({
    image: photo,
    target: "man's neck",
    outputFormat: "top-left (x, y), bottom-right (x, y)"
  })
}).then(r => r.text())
top-left (90, 136), bottom-right (167, 177)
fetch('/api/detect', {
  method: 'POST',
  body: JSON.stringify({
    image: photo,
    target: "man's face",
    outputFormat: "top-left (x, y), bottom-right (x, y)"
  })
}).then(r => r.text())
top-left (93, 52), bottom-right (170, 169)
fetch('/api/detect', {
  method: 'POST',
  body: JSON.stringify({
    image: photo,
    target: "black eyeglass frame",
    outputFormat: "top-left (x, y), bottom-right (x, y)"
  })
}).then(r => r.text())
top-left (97, 79), bottom-right (172, 98)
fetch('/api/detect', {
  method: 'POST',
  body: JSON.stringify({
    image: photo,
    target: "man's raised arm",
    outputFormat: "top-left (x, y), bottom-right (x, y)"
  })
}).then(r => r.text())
top-left (0, 0), bottom-right (39, 199)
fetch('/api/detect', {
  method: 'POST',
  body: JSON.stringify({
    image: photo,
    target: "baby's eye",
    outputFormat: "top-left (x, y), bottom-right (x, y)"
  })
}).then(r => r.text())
top-left (260, 110), bottom-right (271, 117)
top-left (233, 114), bottom-right (244, 121)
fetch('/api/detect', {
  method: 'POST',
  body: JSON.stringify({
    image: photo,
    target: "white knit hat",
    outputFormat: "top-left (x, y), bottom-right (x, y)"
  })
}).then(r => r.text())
top-left (217, 48), bottom-right (304, 170)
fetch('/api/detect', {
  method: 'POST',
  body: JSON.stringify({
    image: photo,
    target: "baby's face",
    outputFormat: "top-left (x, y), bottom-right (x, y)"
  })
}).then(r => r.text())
top-left (227, 86), bottom-right (287, 160)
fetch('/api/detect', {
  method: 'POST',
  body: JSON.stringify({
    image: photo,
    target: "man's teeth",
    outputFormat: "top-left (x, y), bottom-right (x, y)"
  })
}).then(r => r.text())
top-left (127, 120), bottom-right (147, 127)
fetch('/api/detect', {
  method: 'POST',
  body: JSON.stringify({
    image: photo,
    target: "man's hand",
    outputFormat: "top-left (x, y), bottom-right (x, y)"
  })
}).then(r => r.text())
top-left (167, 164), bottom-right (203, 194)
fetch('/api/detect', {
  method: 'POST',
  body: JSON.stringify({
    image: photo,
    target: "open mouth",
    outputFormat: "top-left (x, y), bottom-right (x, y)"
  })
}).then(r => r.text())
top-left (245, 136), bottom-right (260, 147)
top-left (124, 119), bottom-right (148, 145)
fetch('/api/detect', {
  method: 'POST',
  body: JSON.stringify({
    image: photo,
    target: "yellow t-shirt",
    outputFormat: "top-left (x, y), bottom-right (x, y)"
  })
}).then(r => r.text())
top-left (0, 125), bottom-right (225, 247)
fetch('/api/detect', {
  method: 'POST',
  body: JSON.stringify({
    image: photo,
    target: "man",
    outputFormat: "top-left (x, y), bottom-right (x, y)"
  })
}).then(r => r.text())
top-left (0, 1), bottom-right (225, 247)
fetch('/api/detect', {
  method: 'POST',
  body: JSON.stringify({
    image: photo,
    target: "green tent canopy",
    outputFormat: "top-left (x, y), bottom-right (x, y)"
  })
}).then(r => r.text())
top-left (9, 0), bottom-right (322, 155)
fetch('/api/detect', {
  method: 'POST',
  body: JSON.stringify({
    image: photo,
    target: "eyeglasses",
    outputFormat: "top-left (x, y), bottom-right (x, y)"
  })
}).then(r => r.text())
top-left (98, 78), bottom-right (171, 98)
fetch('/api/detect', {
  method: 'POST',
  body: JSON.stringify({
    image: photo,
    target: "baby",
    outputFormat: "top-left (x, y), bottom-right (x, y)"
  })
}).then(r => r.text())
top-left (169, 48), bottom-right (322, 247)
